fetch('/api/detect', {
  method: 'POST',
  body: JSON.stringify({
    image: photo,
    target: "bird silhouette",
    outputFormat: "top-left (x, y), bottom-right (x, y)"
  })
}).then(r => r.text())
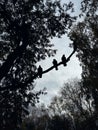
top-left (53, 59), bottom-right (58, 70)
top-left (61, 55), bottom-right (67, 66)
top-left (73, 42), bottom-right (77, 51)
top-left (38, 65), bottom-right (43, 78)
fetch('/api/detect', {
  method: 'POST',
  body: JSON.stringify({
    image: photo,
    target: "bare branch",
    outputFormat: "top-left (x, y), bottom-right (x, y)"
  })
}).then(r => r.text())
top-left (0, 48), bottom-right (76, 91)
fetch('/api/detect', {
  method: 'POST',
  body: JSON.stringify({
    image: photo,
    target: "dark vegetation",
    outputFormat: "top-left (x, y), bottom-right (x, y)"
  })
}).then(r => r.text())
top-left (0, 0), bottom-right (98, 129)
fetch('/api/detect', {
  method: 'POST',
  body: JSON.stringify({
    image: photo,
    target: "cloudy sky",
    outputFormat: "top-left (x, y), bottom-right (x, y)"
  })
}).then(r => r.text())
top-left (35, 0), bottom-right (82, 105)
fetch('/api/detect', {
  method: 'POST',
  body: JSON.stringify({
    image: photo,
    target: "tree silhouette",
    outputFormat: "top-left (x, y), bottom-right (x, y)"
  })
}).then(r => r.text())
top-left (0, 0), bottom-right (76, 129)
top-left (69, 0), bottom-right (98, 127)
top-left (49, 79), bottom-right (95, 130)
top-left (69, 17), bottom-right (98, 111)
top-left (48, 115), bottom-right (71, 130)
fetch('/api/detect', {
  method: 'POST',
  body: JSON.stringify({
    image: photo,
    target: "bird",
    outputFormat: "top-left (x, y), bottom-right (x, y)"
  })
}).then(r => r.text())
top-left (61, 55), bottom-right (67, 66)
top-left (38, 65), bottom-right (43, 78)
top-left (73, 42), bottom-right (77, 51)
top-left (52, 59), bottom-right (58, 70)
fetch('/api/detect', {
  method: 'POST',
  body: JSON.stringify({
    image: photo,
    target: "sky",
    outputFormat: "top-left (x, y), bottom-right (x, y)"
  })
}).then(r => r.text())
top-left (35, 0), bottom-right (82, 105)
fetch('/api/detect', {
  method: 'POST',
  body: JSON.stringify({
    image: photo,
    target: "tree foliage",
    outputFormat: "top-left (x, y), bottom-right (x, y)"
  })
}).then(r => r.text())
top-left (49, 79), bottom-right (94, 119)
top-left (0, 0), bottom-right (76, 129)
top-left (68, 0), bottom-right (98, 121)
top-left (49, 79), bottom-right (96, 130)
top-left (21, 105), bottom-right (72, 130)
top-left (69, 17), bottom-right (98, 111)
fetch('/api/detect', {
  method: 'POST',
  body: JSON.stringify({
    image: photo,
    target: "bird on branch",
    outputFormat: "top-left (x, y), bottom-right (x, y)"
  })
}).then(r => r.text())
top-left (52, 59), bottom-right (58, 70)
top-left (73, 42), bottom-right (77, 51)
top-left (61, 54), bottom-right (67, 66)
top-left (38, 65), bottom-right (43, 78)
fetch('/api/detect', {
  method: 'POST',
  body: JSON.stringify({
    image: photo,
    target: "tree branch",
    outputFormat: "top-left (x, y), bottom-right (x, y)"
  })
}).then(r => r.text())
top-left (0, 42), bottom-right (28, 81)
top-left (0, 4), bottom-right (29, 80)
top-left (0, 49), bottom-right (76, 91)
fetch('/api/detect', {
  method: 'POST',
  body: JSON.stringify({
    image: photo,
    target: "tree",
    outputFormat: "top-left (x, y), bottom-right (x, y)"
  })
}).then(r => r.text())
top-left (60, 79), bottom-right (95, 130)
top-left (69, 12), bottom-right (98, 112)
top-left (49, 79), bottom-right (94, 130)
top-left (21, 104), bottom-right (72, 130)
top-left (48, 114), bottom-right (71, 130)
top-left (21, 104), bottom-right (50, 130)
top-left (50, 79), bottom-right (93, 117)
top-left (49, 96), bottom-right (63, 116)
top-left (0, 0), bottom-right (76, 129)
top-left (68, 0), bottom-right (98, 128)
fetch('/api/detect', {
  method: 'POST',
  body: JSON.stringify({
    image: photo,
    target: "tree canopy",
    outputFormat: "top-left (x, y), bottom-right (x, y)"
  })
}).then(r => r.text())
top-left (0, 0), bottom-right (76, 129)
top-left (1, 0), bottom-right (98, 129)
top-left (69, 0), bottom-right (98, 122)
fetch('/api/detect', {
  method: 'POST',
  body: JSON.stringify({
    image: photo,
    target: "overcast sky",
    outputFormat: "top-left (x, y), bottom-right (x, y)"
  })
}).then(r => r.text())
top-left (35, 0), bottom-right (82, 105)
